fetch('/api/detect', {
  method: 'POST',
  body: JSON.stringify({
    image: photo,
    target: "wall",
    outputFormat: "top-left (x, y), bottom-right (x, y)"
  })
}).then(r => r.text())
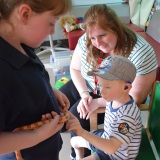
top-left (50, 2), bottom-right (130, 41)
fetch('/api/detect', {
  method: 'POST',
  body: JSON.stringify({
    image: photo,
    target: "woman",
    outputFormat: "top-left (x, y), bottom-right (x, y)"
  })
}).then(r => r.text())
top-left (59, 4), bottom-right (158, 158)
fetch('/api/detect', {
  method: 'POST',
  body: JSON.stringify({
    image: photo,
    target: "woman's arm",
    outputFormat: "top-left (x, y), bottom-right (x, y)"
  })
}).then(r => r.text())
top-left (70, 44), bottom-right (89, 95)
top-left (130, 70), bottom-right (156, 105)
top-left (70, 44), bottom-right (95, 116)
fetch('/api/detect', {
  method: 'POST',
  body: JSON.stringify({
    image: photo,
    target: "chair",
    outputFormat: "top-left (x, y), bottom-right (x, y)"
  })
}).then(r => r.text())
top-left (90, 103), bottom-right (150, 131)
top-left (90, 81), bottom-right (160, 159)
top-left (137, 9), bottom-right (160, 81)
top-left (136, 81), bottom-right (160, 159)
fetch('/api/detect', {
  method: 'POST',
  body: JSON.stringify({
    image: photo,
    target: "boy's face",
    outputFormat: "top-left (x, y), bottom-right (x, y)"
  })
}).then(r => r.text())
top-left (98, 77), bottom-right (128, 102)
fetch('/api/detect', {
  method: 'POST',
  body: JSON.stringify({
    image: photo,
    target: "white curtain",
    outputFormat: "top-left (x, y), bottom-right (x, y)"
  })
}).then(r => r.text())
top-left (129, 0), bottom-right (154, 29)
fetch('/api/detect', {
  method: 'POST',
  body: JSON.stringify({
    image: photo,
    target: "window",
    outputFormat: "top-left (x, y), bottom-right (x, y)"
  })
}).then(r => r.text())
top-left (72, 0), bottom-right (126, 6)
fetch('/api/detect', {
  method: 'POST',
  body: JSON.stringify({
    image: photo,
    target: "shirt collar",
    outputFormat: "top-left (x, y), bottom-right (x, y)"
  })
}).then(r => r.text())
top-left (0, 36), bottom-right (36, 69)
top-left (109, 95), bottom-right (134, 112)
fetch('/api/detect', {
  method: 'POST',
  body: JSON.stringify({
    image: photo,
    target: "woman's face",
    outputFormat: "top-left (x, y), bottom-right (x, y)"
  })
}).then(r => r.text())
top-left (88, 24), bottom-right (117, 54)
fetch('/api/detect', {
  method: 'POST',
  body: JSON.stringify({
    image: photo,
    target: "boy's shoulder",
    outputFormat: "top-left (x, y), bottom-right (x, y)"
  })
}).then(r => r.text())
top-left (119, 102), bottom-right (140, 118)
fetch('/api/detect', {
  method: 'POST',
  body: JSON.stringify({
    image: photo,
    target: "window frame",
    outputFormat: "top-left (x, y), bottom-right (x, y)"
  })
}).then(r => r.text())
top-left (72, 0), bottom-right (126, 6)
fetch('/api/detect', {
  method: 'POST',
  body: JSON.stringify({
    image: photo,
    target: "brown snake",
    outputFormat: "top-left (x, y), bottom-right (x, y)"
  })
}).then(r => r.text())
top-left (14, 110), bottom-right (69, 160)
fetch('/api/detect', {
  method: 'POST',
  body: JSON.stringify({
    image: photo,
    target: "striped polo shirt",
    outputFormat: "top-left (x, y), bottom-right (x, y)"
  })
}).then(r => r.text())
top-left (101, 97), bottom-right (142, 159)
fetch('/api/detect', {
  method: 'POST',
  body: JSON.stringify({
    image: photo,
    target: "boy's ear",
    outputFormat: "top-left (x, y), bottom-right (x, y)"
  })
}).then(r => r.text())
top-left (124, 83), bottom-right (132, 91)
top-left (17, 4), bottom-right (32, 24)
top-left (124, 86), bottom-right (128, 90)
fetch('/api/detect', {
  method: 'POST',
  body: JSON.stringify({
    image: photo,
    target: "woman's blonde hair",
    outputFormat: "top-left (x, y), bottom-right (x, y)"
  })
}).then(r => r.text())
top-left (0, 0), bottom-right (72, 20)
top-left (84, 4), bottom-right (137, 66)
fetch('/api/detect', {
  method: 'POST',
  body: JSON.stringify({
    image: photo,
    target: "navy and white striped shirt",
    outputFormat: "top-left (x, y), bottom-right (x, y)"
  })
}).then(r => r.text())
top-left (102, 97), bottom-right (142, 160)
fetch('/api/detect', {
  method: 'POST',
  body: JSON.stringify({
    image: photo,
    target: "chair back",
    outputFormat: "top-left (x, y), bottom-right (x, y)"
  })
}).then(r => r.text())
top-left (146, 9), bottom-right (160, 44)
top-left (148, 81), bottom-right (160, 157)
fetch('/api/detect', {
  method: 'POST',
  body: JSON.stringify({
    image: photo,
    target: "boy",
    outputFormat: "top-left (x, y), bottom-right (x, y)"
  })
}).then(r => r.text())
top-left (67, 56), bottom-right (142, 160)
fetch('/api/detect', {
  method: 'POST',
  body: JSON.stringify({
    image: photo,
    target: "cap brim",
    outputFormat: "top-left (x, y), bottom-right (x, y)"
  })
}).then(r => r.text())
top-left (87, 69), bottom-right (122, 81)
top-left (87, 71), bottom-right (97, 76)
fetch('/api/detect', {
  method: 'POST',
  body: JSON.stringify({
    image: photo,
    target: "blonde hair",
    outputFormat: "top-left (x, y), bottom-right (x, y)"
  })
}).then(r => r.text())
top-left (84, 4), bottom-right (137, 66)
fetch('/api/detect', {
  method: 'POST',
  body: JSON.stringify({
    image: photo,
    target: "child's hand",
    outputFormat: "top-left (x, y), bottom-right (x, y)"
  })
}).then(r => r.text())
top-left (53, 88), bottom-right (70, 110)
top-left (42, 110), bottom-right (69, 124)
top-left (13, 112), bottom-right (64, 149)
top-left (59, 109), bottom-right (69, 123)
top-left (66, 112), bottom-right (85, 136)
top-left (41, 111), bottom-right (55, 121)
top-left (36, 112), bottom-right (64, 140)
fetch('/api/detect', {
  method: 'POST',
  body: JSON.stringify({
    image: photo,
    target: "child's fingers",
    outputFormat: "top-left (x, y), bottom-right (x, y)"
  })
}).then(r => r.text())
top-left (53, 114), bottom-right (60, 121)
top-left (46, 113), bottom-right (53, 119)
top-left (41, 114), bottom-right (46, 121)
top-left (51, 111), bottom-right (58, 116)
top-left (68, 111), bottom-right (77, 119)
top-left (41, 113), bottom-right (53, 121)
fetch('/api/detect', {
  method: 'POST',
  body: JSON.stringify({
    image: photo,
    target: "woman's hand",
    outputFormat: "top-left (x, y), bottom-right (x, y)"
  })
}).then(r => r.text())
top-left (78, 97), bottom-right (106, 120)
top-left (85, 99), bottom-right (100, 119)
top-left (77, 92), bottom-right (93, 119)
top-left (53, 88), bottom-right (70, 111)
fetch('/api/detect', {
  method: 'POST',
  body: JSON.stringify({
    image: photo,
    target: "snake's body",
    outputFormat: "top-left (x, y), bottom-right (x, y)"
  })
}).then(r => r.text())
top-left (14, 110), bottom-right (69, 160)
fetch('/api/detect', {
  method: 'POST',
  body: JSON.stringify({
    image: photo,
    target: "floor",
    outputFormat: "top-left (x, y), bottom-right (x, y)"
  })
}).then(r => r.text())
top-left (37, 49), bottom-right (71, 160)
top-left (37, 48), bottom-right (159, 160)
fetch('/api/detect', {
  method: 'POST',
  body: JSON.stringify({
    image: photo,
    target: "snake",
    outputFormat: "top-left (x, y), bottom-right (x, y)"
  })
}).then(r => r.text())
top-left (14, 109), bottom-right (69, 160)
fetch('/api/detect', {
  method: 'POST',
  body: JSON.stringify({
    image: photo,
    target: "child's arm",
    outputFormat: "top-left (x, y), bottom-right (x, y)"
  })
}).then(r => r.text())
top-left (52, 88), bottom-right (70, 111)
top-left (0, 111), bottom-right (63, 155)
top-left (67, 112), bottom-right (122, 154)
